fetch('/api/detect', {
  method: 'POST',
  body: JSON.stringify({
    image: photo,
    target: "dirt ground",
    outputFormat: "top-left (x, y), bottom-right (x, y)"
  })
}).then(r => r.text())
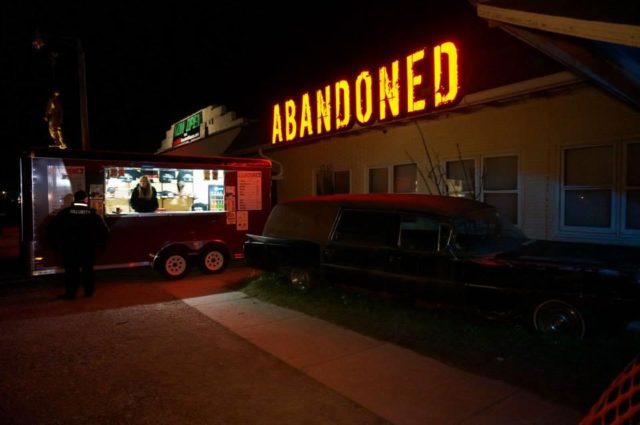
top-left (0, 266), bottom-right (389, 425)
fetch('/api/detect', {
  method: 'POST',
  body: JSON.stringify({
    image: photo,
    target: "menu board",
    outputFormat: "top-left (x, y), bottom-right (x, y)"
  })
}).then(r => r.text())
top-left (237, 171), bottom-right (262, 211)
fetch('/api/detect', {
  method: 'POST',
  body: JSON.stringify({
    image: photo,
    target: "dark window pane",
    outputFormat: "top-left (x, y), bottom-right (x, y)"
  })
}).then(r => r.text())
top-left (316, 169), bottom-right (334, 195)
top-left (446, 160), bottom-right (475, 193)
top-left (484, 193), bottom-right (518, 224)
top-left (334, 171), bottom-right (350, 194)
top-left (626, 190), bottom-right (640, 230)
top-left (565, 146), bottom-right (613, 186)
top-left (333, 210), bottom-right (399, 246)
top-left (400, 215), bottom-right (440, 251)
top-left (565, 190), bottom-right (611, 227)
top-left (369, 168), bottom-right (388, 193)
top-left (484, 156), bottom-right (518, 190)
top-left (394, 164), bottom-right (417, 193)
top-left (627, 143), bottom-right (640, 186)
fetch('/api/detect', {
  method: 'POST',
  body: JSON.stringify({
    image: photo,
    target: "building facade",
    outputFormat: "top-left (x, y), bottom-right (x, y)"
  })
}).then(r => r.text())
top-left (264, 76), bottom-right (640, 245)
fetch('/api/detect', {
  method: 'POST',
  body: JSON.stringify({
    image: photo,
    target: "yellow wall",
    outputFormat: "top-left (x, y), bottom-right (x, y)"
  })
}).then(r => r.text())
top-left (266, 85), bottom-right (640, 243)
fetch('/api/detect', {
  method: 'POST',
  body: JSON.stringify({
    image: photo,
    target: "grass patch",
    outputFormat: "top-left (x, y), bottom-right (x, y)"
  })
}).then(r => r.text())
top-left (242, 272), bottom-right (640, 411)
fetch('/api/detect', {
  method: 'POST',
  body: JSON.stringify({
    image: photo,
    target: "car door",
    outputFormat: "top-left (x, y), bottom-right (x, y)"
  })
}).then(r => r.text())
top-left (392, 213), bottom-right (463, 302)
top-left (323, 209), bottom-right (400, 291)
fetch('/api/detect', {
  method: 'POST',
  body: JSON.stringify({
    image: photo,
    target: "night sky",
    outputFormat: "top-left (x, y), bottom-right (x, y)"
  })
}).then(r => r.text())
top-left (1, 1), bottom-right (518, 192)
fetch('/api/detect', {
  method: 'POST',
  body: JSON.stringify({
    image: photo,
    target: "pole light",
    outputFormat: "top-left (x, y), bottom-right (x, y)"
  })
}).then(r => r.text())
top-left (33, 30), bottom-right (91, 151)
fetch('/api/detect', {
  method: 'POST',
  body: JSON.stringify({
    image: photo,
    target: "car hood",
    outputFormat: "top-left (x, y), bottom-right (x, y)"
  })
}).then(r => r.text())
top-left (486, 239), bottom-right (640, 273)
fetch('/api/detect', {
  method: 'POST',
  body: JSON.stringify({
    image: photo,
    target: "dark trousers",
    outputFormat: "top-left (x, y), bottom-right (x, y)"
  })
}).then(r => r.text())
top-left (63, 258), bottom-right (95, 298)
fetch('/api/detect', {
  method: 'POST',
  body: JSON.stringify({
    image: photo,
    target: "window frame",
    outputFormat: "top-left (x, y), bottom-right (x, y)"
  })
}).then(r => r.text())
top-left (559, 143), bottom-right (617, 235)
top-left (444, 157), bottom-right (478, 199)
top-left (481, 154), bottom-right (520, 226)
top-left (313, 168), bottom-right (352, 196)
top-left (366, 162), bottom-right (418, 194)
top-left (622, 141), bottom-right (640, 236)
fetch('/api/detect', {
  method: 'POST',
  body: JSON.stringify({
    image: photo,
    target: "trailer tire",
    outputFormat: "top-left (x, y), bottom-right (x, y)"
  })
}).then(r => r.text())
top-left (200, 245), bottom-right (228, 274)
top-left (158, 248), bottom-right (191, 280)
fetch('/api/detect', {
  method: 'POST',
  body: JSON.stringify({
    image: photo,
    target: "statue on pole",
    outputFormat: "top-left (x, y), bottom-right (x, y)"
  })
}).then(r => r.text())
top-left (44, 90), bottom-right (67, 149)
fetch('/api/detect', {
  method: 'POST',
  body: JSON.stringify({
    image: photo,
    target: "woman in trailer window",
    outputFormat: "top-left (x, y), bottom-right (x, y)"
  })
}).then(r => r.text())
top-left (130, 176), bottom-right (159, 213)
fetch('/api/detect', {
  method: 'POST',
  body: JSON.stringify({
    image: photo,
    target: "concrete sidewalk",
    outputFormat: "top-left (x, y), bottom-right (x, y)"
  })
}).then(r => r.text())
top-left (183, 292), bottom-right (583, 425)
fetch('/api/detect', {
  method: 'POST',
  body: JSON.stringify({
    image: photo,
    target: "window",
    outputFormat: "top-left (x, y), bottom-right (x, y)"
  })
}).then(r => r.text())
top-left (444, 155), bottom-right (519, 224)
top-left (368, 167), bottom-right (388, 193)
top-left (399, 215), bottom-right (440, 251)
top-left (368, 163), bottom-right (417, 194)
top-left (104, 167), bottom-right (224, 215)
top-left (562, 145), bottom-right (614, 230)
top-left (333, 210), bottom-right (399, 247)
top-left (393, 164), bottom-right (417, 193)
top-left (315, 168), bottom-right (351, 195)
top-left (561, 142), bottom-right (640, 237)
top-left (483, 156), bottom-right (519, 225)
top-left (445, 159), bottom-right (475, 198)
top-left (624, 143), bottom-right (640, 232)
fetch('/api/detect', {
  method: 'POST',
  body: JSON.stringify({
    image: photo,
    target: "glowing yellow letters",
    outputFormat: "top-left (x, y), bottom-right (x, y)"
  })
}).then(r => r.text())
top-left (378, 60), bottom-right (400, 121)
top-left (335, 80), bottom-right (351, 130)
top-left (285, 99), bottom-right (297, 142)
top-left (299, 93), bottom-right (313, 138)
top-left (316, 85), bottom-right (332, 134)
top-left (355, 71), bottom-right (373, 124)
top-left (407, 49), bottom-right (426, 113)
top-left (434, 41), bottom-right (459, 107)
top-left (270, 41), bottom-right (460, 144)
top-left (272, 104), bottom-right (283, 144)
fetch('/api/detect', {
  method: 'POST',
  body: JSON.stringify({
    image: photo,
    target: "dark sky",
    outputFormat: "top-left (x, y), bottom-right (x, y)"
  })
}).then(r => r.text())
top-left (0, 1), bottom-right (526, 192)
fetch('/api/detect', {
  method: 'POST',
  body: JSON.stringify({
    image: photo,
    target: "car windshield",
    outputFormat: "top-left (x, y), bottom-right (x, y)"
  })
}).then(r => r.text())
top-left (451, 208), bottom-right (528, 256)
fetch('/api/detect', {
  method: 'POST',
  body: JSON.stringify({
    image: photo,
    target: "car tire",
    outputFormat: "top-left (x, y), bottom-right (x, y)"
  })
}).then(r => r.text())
top-left (158, 249), bottom-right (191, 280)
top-left (532, 299), bottom-right (586, 339)
top-left (288, 268), bottom-right (314, 291)
top-left (201, 246), bottom-right (228, 274)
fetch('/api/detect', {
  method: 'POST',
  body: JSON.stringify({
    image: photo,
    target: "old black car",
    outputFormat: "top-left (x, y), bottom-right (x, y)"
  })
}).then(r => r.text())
top-left (245, 194), bottom-right (640, 337)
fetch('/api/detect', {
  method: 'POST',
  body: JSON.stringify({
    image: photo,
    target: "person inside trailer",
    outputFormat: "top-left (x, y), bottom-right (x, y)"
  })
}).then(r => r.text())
top-left (129, 176), bottom-right (158, 213)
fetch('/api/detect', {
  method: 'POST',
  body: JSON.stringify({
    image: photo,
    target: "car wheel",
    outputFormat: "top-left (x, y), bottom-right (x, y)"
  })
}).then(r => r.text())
top-left (288, 268), bottom-right (313, 291)
top-left (532, 299), bottom-right (586, 339)
top-left (159, 249), bottom-right (190, 280)
top-left (201, 246), bottom-right (227, 274)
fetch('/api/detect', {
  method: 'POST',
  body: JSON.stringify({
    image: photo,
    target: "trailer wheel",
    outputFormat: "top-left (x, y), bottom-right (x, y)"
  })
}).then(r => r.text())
top-left (201, 246), bottom-right (228, 274)
top-left (159, 249), bottom-right (191, 280)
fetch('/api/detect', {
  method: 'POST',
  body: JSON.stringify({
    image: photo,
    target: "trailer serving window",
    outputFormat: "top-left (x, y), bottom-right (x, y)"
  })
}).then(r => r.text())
top-left (104, 166), bottom-right (225, 214)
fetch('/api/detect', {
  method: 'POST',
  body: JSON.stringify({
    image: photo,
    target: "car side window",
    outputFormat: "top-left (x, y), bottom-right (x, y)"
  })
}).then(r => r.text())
top-left (332, 210), bottom-right (399, 247)
top-left (399, 214), bottom-right (441, 252)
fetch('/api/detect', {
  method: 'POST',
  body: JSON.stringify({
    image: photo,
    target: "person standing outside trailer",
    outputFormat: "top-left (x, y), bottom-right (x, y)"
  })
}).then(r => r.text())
top-left (48, 190), bottom-right (109, 299)
top-left (130, 176), bottom-right (158, 212)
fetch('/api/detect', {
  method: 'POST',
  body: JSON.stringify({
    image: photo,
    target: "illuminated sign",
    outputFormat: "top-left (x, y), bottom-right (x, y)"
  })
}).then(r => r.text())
top-left (272, 41), bottom-right (460, 144)
top-left (173, 112), bottom-right (203, 146)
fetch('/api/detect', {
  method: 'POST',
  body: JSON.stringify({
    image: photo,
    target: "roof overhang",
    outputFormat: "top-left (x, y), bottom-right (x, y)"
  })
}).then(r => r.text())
top-left (476, 0), bottom-right (640, 108)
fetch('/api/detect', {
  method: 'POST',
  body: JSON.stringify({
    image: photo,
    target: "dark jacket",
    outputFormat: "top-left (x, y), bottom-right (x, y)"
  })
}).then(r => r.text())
top-left (130, 185), bottom-right (158, 213)
top-left (48, 203), bottom-right (110, 261)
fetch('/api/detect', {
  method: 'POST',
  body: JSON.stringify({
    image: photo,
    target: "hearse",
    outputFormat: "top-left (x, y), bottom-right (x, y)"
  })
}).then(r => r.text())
top-left (245, 194), bottom-right (640, 337)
